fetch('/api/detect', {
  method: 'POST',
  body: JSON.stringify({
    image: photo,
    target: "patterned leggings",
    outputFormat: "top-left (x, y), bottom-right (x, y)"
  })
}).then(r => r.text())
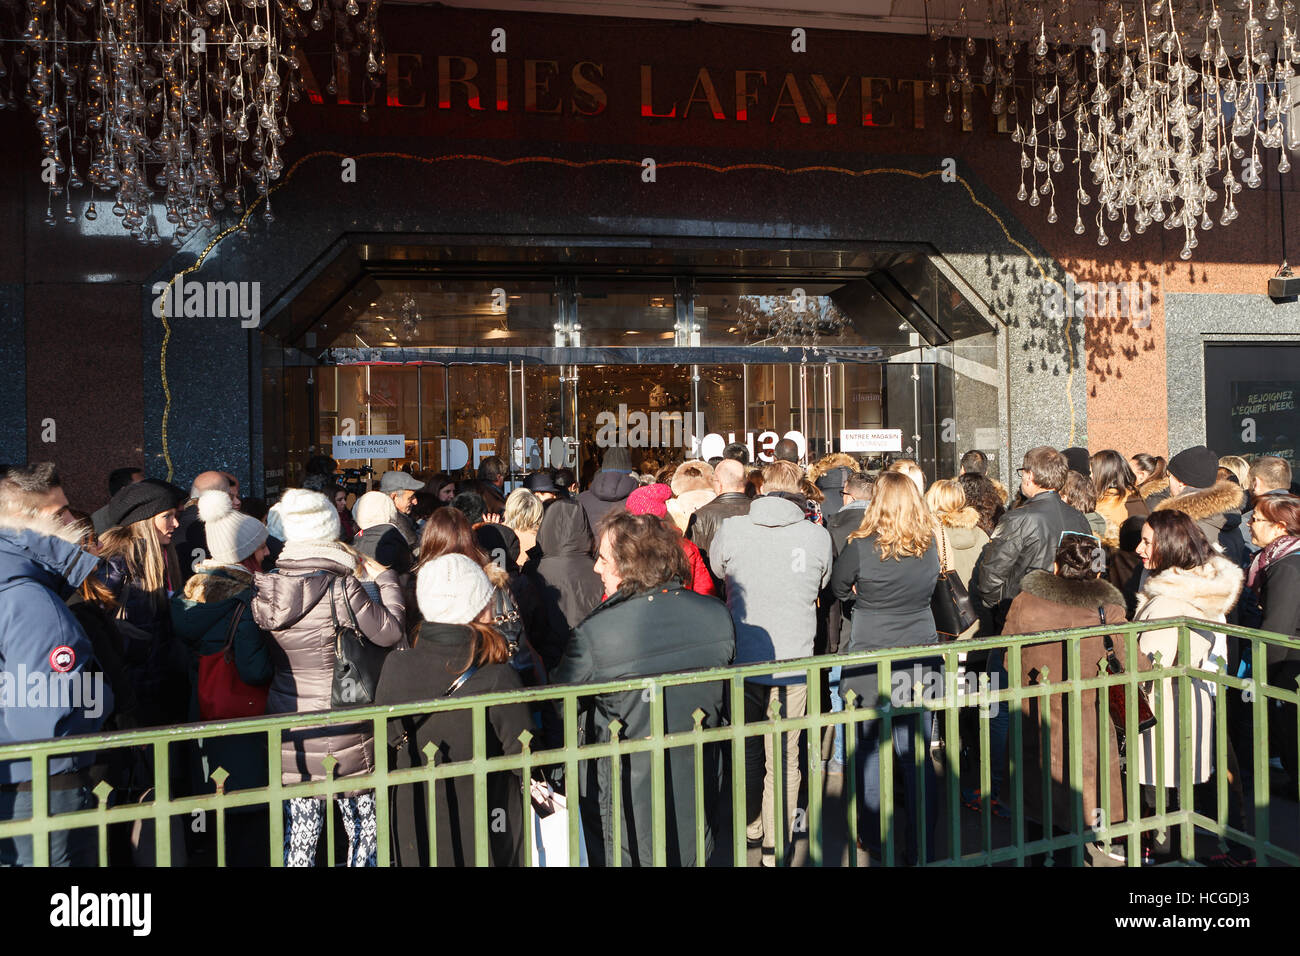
top-left (283, 794), bottom-right (377, 867)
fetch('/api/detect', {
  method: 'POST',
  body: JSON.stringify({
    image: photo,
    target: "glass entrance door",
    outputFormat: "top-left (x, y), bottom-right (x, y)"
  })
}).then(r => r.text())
top-left (323, 356), bottom-right (887, 484)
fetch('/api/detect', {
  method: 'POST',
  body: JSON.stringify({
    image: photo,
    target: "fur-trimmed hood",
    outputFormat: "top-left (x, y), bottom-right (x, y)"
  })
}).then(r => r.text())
top-left (938, 506), bottom-right (980, 530)
top-left (0, 509), bottom-right (86, 545)
top-left (1137, 475), bottom-right (1169, 500)
top-left (483, 561), bottom-right (510, 589)
top-left (990, 478), bottom-right (1010, 506)
top-left (1138, 553), bottom-right (1244, 620)
top-left (666, 488), bottom-right (717, 531)
top-left (669, 460), bottom-right (714, 496)
top-left (1153, 479), bottom-right (1243, 523)
top-left (1020, 569), bottom-right (1126, 610)
top-left (182, 561), bottom-right (254, 603)
top-left (0, 510), bottom-right (100, 596)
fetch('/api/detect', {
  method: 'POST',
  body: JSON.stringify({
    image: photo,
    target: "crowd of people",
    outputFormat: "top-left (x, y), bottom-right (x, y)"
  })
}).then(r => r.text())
top-left (0, 438), bottom-right (1296, 867)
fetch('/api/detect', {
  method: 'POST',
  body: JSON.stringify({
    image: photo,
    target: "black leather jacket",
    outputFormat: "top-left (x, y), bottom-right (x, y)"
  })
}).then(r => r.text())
top-left (686, 492), bottom-right (753, 560)
top-left (974, 490), bottom-right (1091, 621)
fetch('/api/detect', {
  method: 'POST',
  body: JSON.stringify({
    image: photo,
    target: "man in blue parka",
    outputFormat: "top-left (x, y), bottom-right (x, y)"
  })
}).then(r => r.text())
top-left (0, 464), bottom-right (112, 866)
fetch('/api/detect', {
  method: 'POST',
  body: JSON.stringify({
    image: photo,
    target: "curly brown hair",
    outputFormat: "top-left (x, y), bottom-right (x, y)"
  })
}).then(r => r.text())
top-left (958, 473), bottom-right (1005, 536)
top-left (595, 510), bottom-right (688, 593)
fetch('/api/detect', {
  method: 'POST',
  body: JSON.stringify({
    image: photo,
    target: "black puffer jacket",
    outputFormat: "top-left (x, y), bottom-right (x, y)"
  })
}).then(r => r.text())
top-left (534, 499), bottom-right (604, 670)
top-left (974, 490), bottom-right (1091, 624)
top-left (552, 580), bottom-right (735, 866)
top-left (578, 469), bottom-right (639, 530)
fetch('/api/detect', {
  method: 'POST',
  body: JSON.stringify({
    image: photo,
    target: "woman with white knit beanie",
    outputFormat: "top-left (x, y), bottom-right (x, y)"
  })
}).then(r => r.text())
top-left (375, 554), bottom-right (532, 866)
top-left (170, 489), bottom-right (274, 863)
top-left (251, 488), bottom-right (407, 867)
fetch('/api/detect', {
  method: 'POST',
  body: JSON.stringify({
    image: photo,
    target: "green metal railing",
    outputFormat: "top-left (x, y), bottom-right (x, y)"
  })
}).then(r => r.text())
top-left (1, 616), bottom-right (1296, 867)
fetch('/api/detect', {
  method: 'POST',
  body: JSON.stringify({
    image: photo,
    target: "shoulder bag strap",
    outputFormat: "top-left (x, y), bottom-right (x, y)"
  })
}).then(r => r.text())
top-left (221, 601), bottom-right (246, 663)
top-left (445, 663), bottom-right (480, 696)
top-left (1099, 606), bottom-right (1121, 670)
top-left (340, 574), bottom-right (364, 630)
top-left (390, 662), bottom-right (482, 752)
top-left (937, 527), bottom-right (950, 572)
top-left (327, 576), bottom-right (341, 630)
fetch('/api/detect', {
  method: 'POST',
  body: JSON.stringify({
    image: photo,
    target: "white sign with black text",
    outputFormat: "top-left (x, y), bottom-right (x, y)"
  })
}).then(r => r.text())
top-left (332, 434), bottom-right (406, 459)
top-left (839, 428), bottom-right (904, 453)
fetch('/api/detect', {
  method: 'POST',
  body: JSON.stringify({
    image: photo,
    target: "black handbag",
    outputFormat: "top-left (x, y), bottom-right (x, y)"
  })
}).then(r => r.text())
top-left (931, 530), bottom-right (979, 640)
top-left (491, 585), bottom-right (543, 682)
top-left (329, 577), bottom-right (390, 708)
top-left (1098, 607), bottom-right (1157, 736)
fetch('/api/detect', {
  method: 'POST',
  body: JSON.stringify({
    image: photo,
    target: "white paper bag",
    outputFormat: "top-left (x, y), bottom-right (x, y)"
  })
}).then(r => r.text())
top-left (528, 780), bottom-right (588, 867)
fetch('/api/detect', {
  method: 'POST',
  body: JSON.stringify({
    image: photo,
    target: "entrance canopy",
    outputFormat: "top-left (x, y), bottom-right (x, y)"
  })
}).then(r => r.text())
top-left (266, 239), bottom-right (995, 362)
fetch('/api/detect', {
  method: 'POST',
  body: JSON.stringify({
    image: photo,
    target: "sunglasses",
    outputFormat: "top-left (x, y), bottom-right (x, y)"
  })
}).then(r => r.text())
top-left (1059, 530), bottom-right (1100, 546)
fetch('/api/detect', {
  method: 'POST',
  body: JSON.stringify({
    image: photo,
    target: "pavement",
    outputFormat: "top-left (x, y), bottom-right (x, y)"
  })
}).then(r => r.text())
top-left (707, 732), bottom-right (1299, 867)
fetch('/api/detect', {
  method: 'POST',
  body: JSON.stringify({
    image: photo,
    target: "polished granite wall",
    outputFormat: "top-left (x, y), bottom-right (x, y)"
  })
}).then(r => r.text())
top-left (1164, 293), bottom-right (1300, 455)
top-left (0, 284), bottom-right (24, 469)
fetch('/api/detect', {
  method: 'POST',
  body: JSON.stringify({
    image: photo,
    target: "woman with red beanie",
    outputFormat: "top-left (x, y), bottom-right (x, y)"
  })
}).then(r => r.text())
top-left (626, 484), bottom-right (716, 598)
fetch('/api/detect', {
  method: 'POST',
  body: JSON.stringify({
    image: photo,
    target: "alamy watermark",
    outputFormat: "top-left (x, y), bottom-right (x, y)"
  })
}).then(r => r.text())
top-left (889, 665), bottom-right (1002, 717)
top-left (1042, 277), bottom-right (1153, 328)
top-left (0, 664), bottom-right (105, 720)
top-left (50, 886), bottom-right (151, 936)
top-left (151, 276), bottom-right (261, 328)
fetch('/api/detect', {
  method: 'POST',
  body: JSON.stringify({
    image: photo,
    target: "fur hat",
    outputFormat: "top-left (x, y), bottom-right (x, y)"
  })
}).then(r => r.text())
top-left (271, 488), bottom-right (340, 543)
top-left (670, 460), bottom-right (715, 496)
top-left (198, 489), bottom-right (267, 564)
top-left (417, 553), bottom-right (494, 625)
top-left (627, 483), bottom-right (674, 518)
top-left (352, 490), bottom-right (397, 531)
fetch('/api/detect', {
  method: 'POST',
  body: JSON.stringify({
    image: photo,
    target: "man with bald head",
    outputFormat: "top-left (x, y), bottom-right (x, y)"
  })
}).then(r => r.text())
top-left (175, 469), bottom-right (242, 583)
top-left (686, 458), bottom-right (753, 596)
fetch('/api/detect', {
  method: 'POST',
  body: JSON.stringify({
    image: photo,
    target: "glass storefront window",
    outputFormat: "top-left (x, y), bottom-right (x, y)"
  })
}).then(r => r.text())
top-left (1207, 344), bottom-right (1300, 470)
top-left (573, 280), bottom-right (678, 347)
top-left (327, 365), bottom-right (421, 479)
top-left (693, 280), bottom-right (914, 349)
top-left (329, 280), bottom-right (560, 349)
top-left (447, 365), bottom-right (511, 475)
top-left (419, 365), bottom-right (447, 471)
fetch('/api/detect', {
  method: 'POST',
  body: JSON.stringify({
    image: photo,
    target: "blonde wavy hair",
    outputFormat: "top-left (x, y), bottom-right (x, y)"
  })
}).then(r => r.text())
top-left (502, 488), bottom-right (544, 534)
top-left (1218, 455), bottom-right (1250, 488)
top-left (848, 471), bottom-right (935, 559)
top-left (924, 478), bottom-right (966, 518)
top-left (886, 459), bottom-right (926, 495)
top-left (98, 517), bottom-right (182, 611)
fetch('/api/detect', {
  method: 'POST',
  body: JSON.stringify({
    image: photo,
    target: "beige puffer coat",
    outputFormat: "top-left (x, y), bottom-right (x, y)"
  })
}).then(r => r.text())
top-left (252, 541), bottom-right (406, 786)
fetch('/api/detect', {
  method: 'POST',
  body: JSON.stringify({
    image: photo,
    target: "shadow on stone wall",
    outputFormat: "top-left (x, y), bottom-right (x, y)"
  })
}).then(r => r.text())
top-left (981, 251), bottom-right (1084, 380)
top-left (1052, 257), bottom-right (1163, 391)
